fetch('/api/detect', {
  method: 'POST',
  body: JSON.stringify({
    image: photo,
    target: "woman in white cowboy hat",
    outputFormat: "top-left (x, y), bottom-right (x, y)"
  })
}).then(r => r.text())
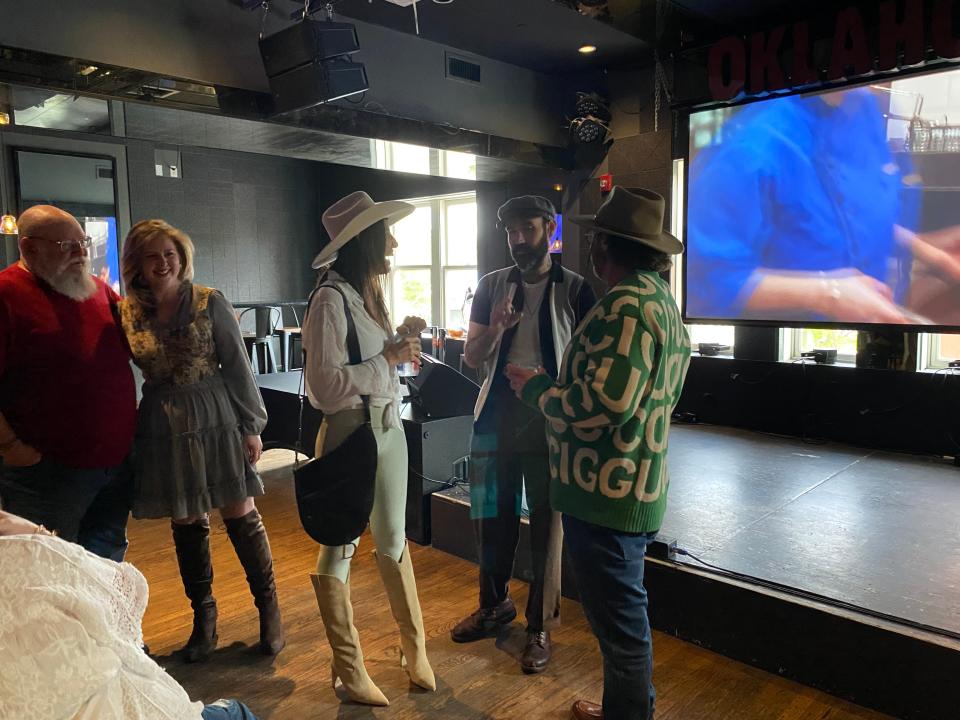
top-left (301, 191), bottom-right (434, 706)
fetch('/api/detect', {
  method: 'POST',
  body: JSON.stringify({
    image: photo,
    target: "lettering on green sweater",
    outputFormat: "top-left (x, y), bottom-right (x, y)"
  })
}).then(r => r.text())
top-left (522, 272), bottom-right (691, 533)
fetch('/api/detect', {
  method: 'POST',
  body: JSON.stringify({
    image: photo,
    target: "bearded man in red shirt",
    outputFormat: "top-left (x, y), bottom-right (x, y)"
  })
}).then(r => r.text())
top-left (0, 205), bottom-right (137, 561)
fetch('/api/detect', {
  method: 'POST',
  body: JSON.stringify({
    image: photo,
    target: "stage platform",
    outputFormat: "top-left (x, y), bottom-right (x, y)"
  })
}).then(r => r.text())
top-left (663, 424), bottom-right (960, 635)
top-left (431, 423), bottom-right (960, 720)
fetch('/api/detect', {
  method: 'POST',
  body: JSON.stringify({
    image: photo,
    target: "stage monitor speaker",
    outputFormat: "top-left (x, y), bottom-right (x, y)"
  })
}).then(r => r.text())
top-left (402, 410), bottom-right (473, 545)
top-left (266, 59), bottom-right (368, 114)
top-left (407, 361), bottom-right (479, 419)
top-left (258, 20), bottom-right (361, 77)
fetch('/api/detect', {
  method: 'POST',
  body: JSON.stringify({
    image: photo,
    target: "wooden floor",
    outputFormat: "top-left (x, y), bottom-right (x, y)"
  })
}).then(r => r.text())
top-left (127, 450), bottom-right (891, 720)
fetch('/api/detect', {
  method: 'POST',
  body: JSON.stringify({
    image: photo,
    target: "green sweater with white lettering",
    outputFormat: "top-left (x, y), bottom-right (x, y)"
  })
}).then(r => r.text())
top-left (521, 271), bottom-right (691, 533)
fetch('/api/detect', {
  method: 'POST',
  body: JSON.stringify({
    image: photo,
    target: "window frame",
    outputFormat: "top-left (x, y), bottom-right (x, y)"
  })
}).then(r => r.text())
top-left (919, 332), bottom-right (960, 371)
top-left (779, 327), bottom-right (859, 365)
top-left (386, 191), bottom-right (478, 328)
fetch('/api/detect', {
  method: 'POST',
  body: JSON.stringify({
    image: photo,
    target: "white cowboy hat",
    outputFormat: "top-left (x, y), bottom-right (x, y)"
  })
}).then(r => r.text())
top-left (312, 191), bottom-right (415, 269)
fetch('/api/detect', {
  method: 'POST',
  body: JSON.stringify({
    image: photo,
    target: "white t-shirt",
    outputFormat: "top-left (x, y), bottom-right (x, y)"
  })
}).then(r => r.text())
top-left (506, 278), bottom-right (549, 369)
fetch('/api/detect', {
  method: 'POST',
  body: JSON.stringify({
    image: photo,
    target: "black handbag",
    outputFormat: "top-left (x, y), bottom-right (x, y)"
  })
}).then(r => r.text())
top-left (294, 282), bottom-right (378, 546)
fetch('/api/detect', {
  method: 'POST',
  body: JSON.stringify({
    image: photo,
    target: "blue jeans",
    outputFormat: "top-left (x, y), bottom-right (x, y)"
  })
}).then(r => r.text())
top-left (0, 456), bottom-right (131, 561)
top-left (201, 699), bottom-right (259, 719)
top-left (563, 514), bottom-right (657, 720)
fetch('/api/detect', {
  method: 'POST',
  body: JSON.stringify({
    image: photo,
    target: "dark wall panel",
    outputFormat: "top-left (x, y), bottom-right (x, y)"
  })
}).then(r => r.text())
top-left (126, 140), bottom-right (318, 303)
top-left (476, 183), bottom-right (510, 278)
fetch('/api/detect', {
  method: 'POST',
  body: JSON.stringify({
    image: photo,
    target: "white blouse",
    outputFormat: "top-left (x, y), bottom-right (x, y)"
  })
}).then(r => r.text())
top-left (0, 535), bottom-right (204, 720)
top-left (302, 271), bottom-right (402, 427)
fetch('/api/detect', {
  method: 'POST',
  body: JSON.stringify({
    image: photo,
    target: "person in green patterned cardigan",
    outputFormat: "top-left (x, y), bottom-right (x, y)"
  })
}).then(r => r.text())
top-left (506, 187), bottom-right (691, 720)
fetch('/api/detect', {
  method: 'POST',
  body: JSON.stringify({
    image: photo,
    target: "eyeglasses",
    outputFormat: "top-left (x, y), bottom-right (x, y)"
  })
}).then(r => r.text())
top-left (23, 235), bottom-right (93, 252)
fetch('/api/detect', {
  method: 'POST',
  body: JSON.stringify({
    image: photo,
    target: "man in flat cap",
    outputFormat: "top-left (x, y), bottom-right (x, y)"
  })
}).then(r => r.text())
top-left (451, 195), bottom-right (596, 674)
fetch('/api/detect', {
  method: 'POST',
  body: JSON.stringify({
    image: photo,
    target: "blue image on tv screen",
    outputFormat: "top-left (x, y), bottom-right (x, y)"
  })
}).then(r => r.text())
top-left (82, 216), bottom-right (120, 294)
top-left (549, 213), bottom-right (562, 254)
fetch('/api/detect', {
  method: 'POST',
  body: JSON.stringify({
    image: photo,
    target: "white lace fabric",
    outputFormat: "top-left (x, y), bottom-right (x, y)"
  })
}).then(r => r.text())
top-left (0, 534), bottom-right (204, 719)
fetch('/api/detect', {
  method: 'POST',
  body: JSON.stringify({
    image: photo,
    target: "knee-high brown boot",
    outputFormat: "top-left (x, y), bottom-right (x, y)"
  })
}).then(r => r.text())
top-left (171, 519), bottom-right (218, 663)
top-left (311, 573), bottom-right (389, 706)
top-left (224, 508), bottom-right (285, 655)
top-left (374, 544), bottom-right (436, 691)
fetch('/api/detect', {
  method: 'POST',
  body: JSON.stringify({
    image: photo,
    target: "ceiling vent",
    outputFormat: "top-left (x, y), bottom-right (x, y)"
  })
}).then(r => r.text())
top-left (446, 53), bottom-right (481, 85)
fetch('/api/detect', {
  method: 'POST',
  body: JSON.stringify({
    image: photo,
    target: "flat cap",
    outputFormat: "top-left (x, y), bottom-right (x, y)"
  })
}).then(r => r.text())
top-left (496, 195), bottom-right (556, 227)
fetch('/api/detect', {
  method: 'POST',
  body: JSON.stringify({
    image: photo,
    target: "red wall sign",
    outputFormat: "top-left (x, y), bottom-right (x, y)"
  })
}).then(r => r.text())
top-left (708, 0), bottom-right (960, 101)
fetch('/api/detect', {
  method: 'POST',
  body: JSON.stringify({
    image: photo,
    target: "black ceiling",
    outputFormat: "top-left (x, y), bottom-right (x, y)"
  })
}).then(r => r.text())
top-left (278, 0), bottom-right (649, 74)
top-left (668, 0), bottom-right (842, 38)
top-left (269, 0), bottom-right (833, 75)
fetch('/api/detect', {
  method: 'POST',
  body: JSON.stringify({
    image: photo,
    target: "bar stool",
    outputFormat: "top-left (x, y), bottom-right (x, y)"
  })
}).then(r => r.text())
top-left (239, 306), bottom-right (281, 374)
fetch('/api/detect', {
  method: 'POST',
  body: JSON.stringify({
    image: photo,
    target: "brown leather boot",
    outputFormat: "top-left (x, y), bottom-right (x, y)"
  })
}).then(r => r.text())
top-left (171, 519), bottom-right (218, 663)
top-left (520, 630), bottom-right (551, 674)
top-left (450, 598), bottom-right (517, 643)
top-left (224, 508), bottom-right (285, 655)
top-left (571, 699), bottom-right (603, 719)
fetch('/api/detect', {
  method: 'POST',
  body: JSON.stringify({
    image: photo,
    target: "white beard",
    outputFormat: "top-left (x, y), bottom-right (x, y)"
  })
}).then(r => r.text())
top-left (35, 258), bottom-right (97, 301)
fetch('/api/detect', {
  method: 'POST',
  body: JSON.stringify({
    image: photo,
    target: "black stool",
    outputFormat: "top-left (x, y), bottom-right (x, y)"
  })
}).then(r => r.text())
top-left (239, 306), bottom-right (281, 374)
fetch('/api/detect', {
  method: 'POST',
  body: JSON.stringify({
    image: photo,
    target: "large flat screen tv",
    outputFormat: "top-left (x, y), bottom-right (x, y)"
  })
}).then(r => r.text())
top-left (685, 67), bottom-right (960, 331)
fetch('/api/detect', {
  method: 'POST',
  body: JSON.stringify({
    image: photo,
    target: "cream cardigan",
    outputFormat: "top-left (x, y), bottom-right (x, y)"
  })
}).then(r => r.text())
top-left (302, 270), bottom-right (403, 428)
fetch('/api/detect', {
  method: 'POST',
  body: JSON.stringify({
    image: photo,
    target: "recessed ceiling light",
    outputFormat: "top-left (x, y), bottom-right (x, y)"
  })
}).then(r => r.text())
top-left (579, 45), bottom-right (597, 54)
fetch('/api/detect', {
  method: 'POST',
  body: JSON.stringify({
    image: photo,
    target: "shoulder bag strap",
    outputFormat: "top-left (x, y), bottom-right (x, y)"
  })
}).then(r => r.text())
top-left (296, 277), bottom-right (372, 463)
top-left (319, 283), bottom-right (372, 423)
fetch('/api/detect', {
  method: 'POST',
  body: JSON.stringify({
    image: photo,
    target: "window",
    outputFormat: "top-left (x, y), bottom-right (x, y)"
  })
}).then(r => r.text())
top-left (372, 140), bottom-right (431, 175)
top-left (390, 204), bottom-right (433, 325)
top-left (441, 150), bottom-right (477, 181)
top-left (920, 333), bottom-right (960, 370)
top-left (781, 328), bottom-right (859, 363)
top-left (671, 158), bottom-right (736, 355)
top-left (688, 324), bottom-right (736, 353)
top-left (387, 193), bottom-right (478, 330)
top-left (372, 140), bottom-right (477, 181)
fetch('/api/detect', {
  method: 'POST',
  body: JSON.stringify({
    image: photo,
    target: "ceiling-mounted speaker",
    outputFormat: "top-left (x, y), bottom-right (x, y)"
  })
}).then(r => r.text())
top-left (267, 60), bottom-right (369, 114)
top-left (259, 20), bottom-right (361, 76)
top-left (258, 19), bottom-right (368, 114)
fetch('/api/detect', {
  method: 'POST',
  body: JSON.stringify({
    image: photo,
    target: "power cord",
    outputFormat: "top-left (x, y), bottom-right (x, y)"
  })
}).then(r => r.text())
top-left (672, 547), bottom-right (960, 642)
top-left (407, 466), bottom-right (467, 491)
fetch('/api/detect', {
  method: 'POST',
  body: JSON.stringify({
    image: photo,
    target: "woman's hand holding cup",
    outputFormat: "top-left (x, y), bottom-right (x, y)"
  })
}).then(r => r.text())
top-left (383, 334), bottom-right (421, 368)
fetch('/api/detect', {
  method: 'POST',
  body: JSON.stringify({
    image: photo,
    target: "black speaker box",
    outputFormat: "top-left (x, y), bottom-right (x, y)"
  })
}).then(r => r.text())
top-left (267, 59), bottom-right (368, 114)
top-left (407, 361), bottom-right (479, 419)
top-left (402, 406), bottom-right (473, 545)
top-left (258, 20), bottom-right (361, 76)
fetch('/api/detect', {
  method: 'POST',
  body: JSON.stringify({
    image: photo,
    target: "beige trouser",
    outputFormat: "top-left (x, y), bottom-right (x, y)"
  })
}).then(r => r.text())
top-left (314, 404), bottom-right (408, 581)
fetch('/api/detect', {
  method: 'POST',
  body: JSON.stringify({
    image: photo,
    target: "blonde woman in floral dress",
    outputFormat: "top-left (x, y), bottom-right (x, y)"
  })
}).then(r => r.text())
top-left (119, 220), bottom-right (283, 662)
